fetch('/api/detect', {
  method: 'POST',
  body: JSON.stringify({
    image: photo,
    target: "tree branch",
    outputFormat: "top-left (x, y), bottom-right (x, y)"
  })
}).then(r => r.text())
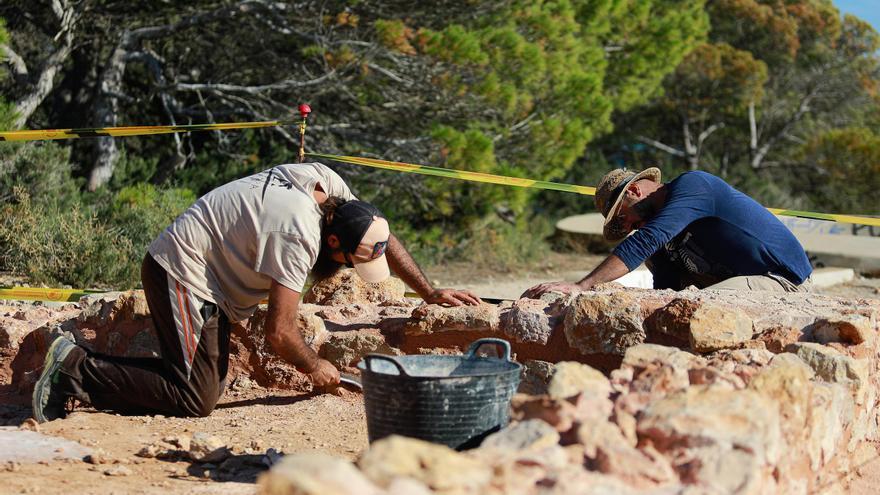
top-left (1, 43), bottom-right (29, 80)
top-left (11, 0), bottom-right (78, 128)
top-left (636, 135), bottom-right (686, 157)
top-left (172, 70), bottom-right (337, 94)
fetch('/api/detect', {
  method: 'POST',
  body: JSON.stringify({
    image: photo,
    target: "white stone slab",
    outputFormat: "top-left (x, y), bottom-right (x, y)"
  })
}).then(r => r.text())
top-left (0, 427), bottom-right (91, 463)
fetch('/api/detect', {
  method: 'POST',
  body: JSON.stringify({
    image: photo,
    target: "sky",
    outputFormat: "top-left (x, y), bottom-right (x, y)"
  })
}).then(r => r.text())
top-left (834, 1), bottom-right (880, 31)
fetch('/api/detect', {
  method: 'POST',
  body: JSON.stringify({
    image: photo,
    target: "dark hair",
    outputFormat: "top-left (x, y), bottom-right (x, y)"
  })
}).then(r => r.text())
top-left (311, 196), bottom-right (348, 282)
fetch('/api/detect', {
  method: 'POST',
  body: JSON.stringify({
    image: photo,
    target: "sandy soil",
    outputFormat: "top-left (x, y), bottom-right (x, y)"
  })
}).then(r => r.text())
top-left (1, 387), bottom-right (366, 495)
top-left (3, 253), bottom-right (880, 494)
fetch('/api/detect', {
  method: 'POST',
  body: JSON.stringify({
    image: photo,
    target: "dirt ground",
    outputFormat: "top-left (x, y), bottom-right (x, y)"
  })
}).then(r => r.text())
top-left (0, 388), bottom-right (366, 495)
top-left (2, 253), bottom-right (880, 494)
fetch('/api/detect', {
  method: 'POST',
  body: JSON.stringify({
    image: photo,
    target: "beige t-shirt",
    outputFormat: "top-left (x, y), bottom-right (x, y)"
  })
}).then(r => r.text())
top-left (148, 162), bottom-right (355, 322)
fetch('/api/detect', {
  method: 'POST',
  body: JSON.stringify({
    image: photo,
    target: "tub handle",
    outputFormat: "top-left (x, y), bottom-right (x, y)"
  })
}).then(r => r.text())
top-left (363, 354), bottom-right (409, 376)
top-left (465, 338), bottom-right (512, 362)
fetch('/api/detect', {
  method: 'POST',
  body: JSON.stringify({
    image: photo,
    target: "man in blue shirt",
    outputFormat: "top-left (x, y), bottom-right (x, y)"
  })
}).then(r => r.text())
top-left (523, 167), bottom-right (813, 297)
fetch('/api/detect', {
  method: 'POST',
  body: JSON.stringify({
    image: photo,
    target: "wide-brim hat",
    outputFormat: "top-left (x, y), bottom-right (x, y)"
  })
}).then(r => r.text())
top-left (594, 167), bottom-right (662, 241)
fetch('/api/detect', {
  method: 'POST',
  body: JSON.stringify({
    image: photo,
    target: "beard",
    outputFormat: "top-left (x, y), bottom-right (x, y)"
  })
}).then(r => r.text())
top-left (631, 197), bottom-right (657, 223)
top-left (311, 245), bottom-right (344, 282)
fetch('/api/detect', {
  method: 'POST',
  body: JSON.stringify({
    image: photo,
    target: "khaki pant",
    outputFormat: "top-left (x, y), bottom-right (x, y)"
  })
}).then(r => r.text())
top-left (707, 273), bottom-right (812, 293)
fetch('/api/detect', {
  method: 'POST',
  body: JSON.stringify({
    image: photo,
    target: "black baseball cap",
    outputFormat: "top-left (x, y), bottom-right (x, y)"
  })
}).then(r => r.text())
top-left (328, 200), bottom-right (391, 282)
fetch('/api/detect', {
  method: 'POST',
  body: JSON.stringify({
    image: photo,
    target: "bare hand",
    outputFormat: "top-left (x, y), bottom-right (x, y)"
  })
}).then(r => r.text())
top-left (424, 288), bottom-right (481, 306)
top-left (521, 281), bottom-right (584, 299)
top-left (308, 359), bottom-right (340, 389)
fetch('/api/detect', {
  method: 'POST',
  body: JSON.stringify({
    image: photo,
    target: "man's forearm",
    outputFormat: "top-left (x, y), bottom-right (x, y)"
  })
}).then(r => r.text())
top-left (578, 254), bottom-right (630, 288)
top-left (265, 309), bottom-right (320, 372)
top-left (386, 233), bottom-right (434, 297)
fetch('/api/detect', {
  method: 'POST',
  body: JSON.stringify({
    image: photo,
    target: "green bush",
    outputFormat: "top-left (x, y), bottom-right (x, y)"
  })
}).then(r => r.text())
top-left (104, 183), bottom-right (195, 260)
top-left (0, 141), bottom-right (80, 208)
top-left (394, 213), bottom-right (554, 274)
top-left (0, 188), bottom-right (135, 288)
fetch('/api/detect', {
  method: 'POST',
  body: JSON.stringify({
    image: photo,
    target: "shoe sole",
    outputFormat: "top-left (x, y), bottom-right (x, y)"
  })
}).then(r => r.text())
top-left (32, 336), bottom-right (76, 423)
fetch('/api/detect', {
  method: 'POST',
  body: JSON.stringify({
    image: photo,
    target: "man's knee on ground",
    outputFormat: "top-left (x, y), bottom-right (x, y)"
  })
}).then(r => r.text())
top-left (187, 394), bottom-right (220, 417)
top-left (179, 380), bottom-right (222, 418)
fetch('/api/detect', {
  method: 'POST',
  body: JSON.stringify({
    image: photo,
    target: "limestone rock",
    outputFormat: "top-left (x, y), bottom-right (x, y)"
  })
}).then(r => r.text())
top-left (748, 353), bottom-right (815, 447)
top-left (594, 443), bottom-right (676, 489)
top-left (0, 322), bottom-right (30, 349)
top-left (103, 465), bottom-right (132, 476)
top-left (77, 292), bottom-right (126, 326)
top-left (358, 435), bottom-right (492, 492)
top-left (535, 467), bottom-right (644, 495)
top-left (576, 421), bottom-right (631, 458)
top-left (83, 449), bottom-right (111, 465)
top-left (499, 299), bottom-right (558, 345)
top-left (688, 305), bottom-right (754, 353)
top-left (404, 303), bottom-right (500, 336)
top-left (257, 453), bottom-right (381, 495)
top-left (319, 330), bottom-right (401, 368)
top-left (78, 291), bottom-right (150, 327)
top-left (547, 361), bottom-right (611, 401)
top-left (189, 432), bottom-right (230, 463)
top-left (622, 344), bottom-right (706, 372)
top-left (638, 386), bottom-right (782, 492)
top-left (162, 435), bottom-right (191, 451)
top-left (806, 383), bottom-right (854, 471)
top-left (469, 444), bottom-right (570, 494)
top-left (481, 419), bottom-right (560, 451)
top-left (297, 313), bottom-right (329, 348)
top-left (248, 306), bottom-right (328, 350)
top-left (786, 342), bottom-right (868, 400)
top-left (563, 292), bottom-right (645, 356)
top-left (304, 269), bottom-right (405, 306)
top-left (518, 359), bottom-right (555, 395)
top-left (386, 478), bottom-right (433, 495)
top-left (812, 315), bottom-right (874, 346)
top-left (647, 298), bottom-right (755, 353)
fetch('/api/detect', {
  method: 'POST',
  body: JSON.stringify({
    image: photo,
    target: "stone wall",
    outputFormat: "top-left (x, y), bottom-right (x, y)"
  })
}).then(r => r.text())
top-left (3, 268), bottom-right (879, 493)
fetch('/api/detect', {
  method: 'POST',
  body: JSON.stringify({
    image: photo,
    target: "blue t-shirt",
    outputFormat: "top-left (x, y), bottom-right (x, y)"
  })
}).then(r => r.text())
top-left (612, 171), bottom-right (812, 289)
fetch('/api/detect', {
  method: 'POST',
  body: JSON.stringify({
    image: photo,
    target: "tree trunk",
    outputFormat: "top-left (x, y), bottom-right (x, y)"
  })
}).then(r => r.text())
top-left (88, 36), bottom-right (130, 191)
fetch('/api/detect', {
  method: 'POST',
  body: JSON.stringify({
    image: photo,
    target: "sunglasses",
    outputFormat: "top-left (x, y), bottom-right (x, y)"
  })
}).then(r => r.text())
top-left (344, 240), bottom-right (389, 268)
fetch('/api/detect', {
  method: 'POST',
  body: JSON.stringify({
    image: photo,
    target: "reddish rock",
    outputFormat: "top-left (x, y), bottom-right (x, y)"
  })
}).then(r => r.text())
top-left (510, 394), bottom-right (581, 434)
top-left (812, 315), bottom-right (875, 346)
top-left (499, 299), bottom-right (559, 345)
top-left (644, 298), bottom-right (700, 342)
top-left (757, 325), bottom-right (803, 353)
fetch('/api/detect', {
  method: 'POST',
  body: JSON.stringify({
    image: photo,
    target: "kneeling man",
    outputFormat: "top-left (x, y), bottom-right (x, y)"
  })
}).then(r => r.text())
top-left (524, 167), bottom-right (812, 298)
top-left (33, 162), bottom-right (478, 422)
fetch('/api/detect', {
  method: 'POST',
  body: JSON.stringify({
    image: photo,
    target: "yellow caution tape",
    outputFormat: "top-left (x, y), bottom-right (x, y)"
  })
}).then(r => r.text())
top-left (0, 121), bottom-right (292, 142)
top-left (311, 153), bottom-right (880, 227)
top-left (1, 121), bottom-right (876, 226)
top-left (0, 287), bottom-right (99, 302)
top-left (307, 153), bottom-right (597, 196)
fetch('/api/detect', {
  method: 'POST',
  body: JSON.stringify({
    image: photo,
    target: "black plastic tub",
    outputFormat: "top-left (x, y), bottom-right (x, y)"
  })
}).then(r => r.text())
top-left (357, 338), bottom-right (522, 450)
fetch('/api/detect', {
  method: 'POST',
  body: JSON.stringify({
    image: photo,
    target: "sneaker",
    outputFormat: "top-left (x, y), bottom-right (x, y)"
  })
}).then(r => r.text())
top-left (32, 336), bottom-right (77, 423)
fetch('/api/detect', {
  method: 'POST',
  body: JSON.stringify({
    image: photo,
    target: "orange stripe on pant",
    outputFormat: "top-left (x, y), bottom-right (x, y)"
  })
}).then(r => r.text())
top-left (182, 285), bottom-right (198, 366)
top-left (175, 281), bottom-right (193, 360)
